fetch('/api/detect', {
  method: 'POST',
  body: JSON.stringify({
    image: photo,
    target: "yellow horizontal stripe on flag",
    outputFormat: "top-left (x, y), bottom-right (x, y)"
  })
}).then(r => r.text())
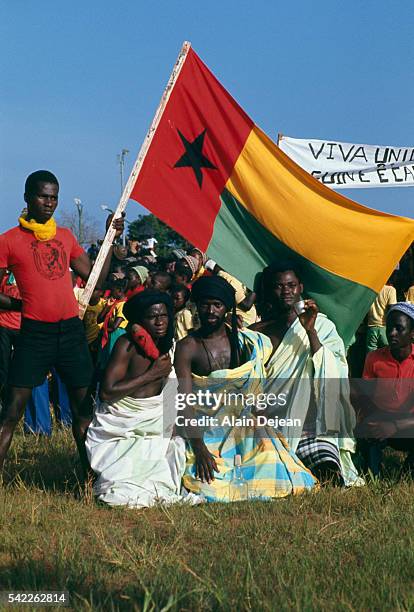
top-left (225, 125), bottom-right (414, 292)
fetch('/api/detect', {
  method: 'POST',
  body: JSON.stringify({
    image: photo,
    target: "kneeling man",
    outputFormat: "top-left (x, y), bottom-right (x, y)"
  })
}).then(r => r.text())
top-left (86, 290), bottom-right (186, 507)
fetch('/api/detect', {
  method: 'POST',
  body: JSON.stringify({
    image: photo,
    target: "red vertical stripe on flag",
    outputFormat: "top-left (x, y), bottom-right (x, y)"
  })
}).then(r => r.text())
top-left (130, 48), bottom-right (253, 250)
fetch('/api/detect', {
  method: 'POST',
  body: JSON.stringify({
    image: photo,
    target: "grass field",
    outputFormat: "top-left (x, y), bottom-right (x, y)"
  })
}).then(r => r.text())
top-left (1, 428), bottom-right (414, 611)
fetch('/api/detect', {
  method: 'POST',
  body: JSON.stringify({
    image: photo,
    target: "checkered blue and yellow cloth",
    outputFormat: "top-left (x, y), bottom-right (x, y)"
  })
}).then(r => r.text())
top-left (182, 329), bottom-right (317, 501)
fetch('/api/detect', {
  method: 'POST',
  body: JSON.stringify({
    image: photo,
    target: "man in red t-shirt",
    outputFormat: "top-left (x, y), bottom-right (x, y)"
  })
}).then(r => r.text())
top-left (358, 303), bottom-right (414, 475)
top-left (0, 170), bottom-right (124, 474)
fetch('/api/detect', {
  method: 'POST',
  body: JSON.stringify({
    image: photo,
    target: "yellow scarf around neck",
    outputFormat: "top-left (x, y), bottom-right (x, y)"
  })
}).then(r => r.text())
top-left (19, 214), bottom-right (57, 241)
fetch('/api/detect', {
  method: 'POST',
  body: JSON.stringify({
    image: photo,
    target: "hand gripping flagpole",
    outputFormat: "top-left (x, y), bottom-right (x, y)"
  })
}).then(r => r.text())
top-left (78, 41), bottom-right (192, 319)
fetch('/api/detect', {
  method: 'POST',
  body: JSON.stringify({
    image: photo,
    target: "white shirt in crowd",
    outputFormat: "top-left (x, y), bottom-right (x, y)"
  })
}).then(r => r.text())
top-left (143, 237), bottom-right (158, 250)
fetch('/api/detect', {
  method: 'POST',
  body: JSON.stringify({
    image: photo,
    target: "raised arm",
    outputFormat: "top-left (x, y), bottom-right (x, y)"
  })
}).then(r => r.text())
top-left (298, 299), bottom-right (322, 355)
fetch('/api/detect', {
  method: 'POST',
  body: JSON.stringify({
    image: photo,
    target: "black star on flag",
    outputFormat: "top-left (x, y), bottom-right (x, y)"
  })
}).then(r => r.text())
top-left (174, 129), bottom-right (217, 188)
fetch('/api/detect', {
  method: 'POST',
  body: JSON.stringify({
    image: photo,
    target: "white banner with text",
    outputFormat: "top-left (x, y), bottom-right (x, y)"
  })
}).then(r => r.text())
top-left (278, 135), bottom-right (414, 189)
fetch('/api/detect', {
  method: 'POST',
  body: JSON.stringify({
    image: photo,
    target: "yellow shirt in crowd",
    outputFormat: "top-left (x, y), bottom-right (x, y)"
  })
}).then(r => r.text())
top-left (405, 286), bottom-right (414, 303)
top-left (83, 298), bottom-right (106, 345)
top-left (109, 301), bottom-right (128, 329)
top-left (217, 270), bottom-right (257, 327)
top-left (174, 303), bottom-right (200, 341)
top-left (175, 307), bottom-right (195, 341)
top-left (367, 284), bottom-right (397, 327)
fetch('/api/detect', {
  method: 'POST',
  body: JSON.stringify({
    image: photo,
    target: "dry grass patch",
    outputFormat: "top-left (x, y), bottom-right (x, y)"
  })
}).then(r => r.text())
top-left (1, 428), bottom-right (414, 610)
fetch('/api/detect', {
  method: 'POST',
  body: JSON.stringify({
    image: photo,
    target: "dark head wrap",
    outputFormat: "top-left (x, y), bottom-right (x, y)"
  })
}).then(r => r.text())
top-left (191, 276), bottom-right (236, 310)
top-left (191, 276), bottom-right (240, 368)
top-left (123, 289), bottom-right (174, 354)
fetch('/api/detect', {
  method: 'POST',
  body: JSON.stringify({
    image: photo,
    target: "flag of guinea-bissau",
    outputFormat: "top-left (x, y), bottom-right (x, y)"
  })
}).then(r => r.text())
top-left (130, 43), bottom-right (414, 344)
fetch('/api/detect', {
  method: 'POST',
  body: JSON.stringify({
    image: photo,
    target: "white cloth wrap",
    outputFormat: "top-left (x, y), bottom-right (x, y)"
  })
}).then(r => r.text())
top-left (265, 314), bottom-right (364, 487)
top-left (86, 378), bottom-right (188, 508)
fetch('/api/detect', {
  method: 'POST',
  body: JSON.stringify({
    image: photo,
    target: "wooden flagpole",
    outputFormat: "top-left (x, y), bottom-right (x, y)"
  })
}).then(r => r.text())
top-left (78, 41), bottom-right (192, 319)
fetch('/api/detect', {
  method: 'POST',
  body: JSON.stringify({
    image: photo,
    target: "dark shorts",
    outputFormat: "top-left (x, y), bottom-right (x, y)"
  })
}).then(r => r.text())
top-left (8, 317), bottom-right (93, 390)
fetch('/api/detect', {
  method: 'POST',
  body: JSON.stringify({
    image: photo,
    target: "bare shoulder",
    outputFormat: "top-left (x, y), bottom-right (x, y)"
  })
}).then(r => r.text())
top-left (112, 333), bottom-right (135, 356)
top-left (176, 333), bottom-right (199, 354)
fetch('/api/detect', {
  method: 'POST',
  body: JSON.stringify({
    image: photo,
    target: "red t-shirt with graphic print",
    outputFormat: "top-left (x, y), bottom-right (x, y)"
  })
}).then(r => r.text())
top-left (0, 225), bottom-right (85, 322)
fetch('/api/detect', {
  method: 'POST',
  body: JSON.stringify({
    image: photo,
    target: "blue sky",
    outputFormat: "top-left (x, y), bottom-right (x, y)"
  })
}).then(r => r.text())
top-left (1, 1), bottom-right (413, 236)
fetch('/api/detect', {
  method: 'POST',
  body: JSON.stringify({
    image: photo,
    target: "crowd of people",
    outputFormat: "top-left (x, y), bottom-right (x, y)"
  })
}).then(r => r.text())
top-left (0, 170), bottom-right (413, 507)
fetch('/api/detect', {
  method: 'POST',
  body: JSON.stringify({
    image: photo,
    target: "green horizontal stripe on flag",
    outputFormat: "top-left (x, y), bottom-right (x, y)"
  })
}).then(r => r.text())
top-left (207, 189), bottom-right (376, 345)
